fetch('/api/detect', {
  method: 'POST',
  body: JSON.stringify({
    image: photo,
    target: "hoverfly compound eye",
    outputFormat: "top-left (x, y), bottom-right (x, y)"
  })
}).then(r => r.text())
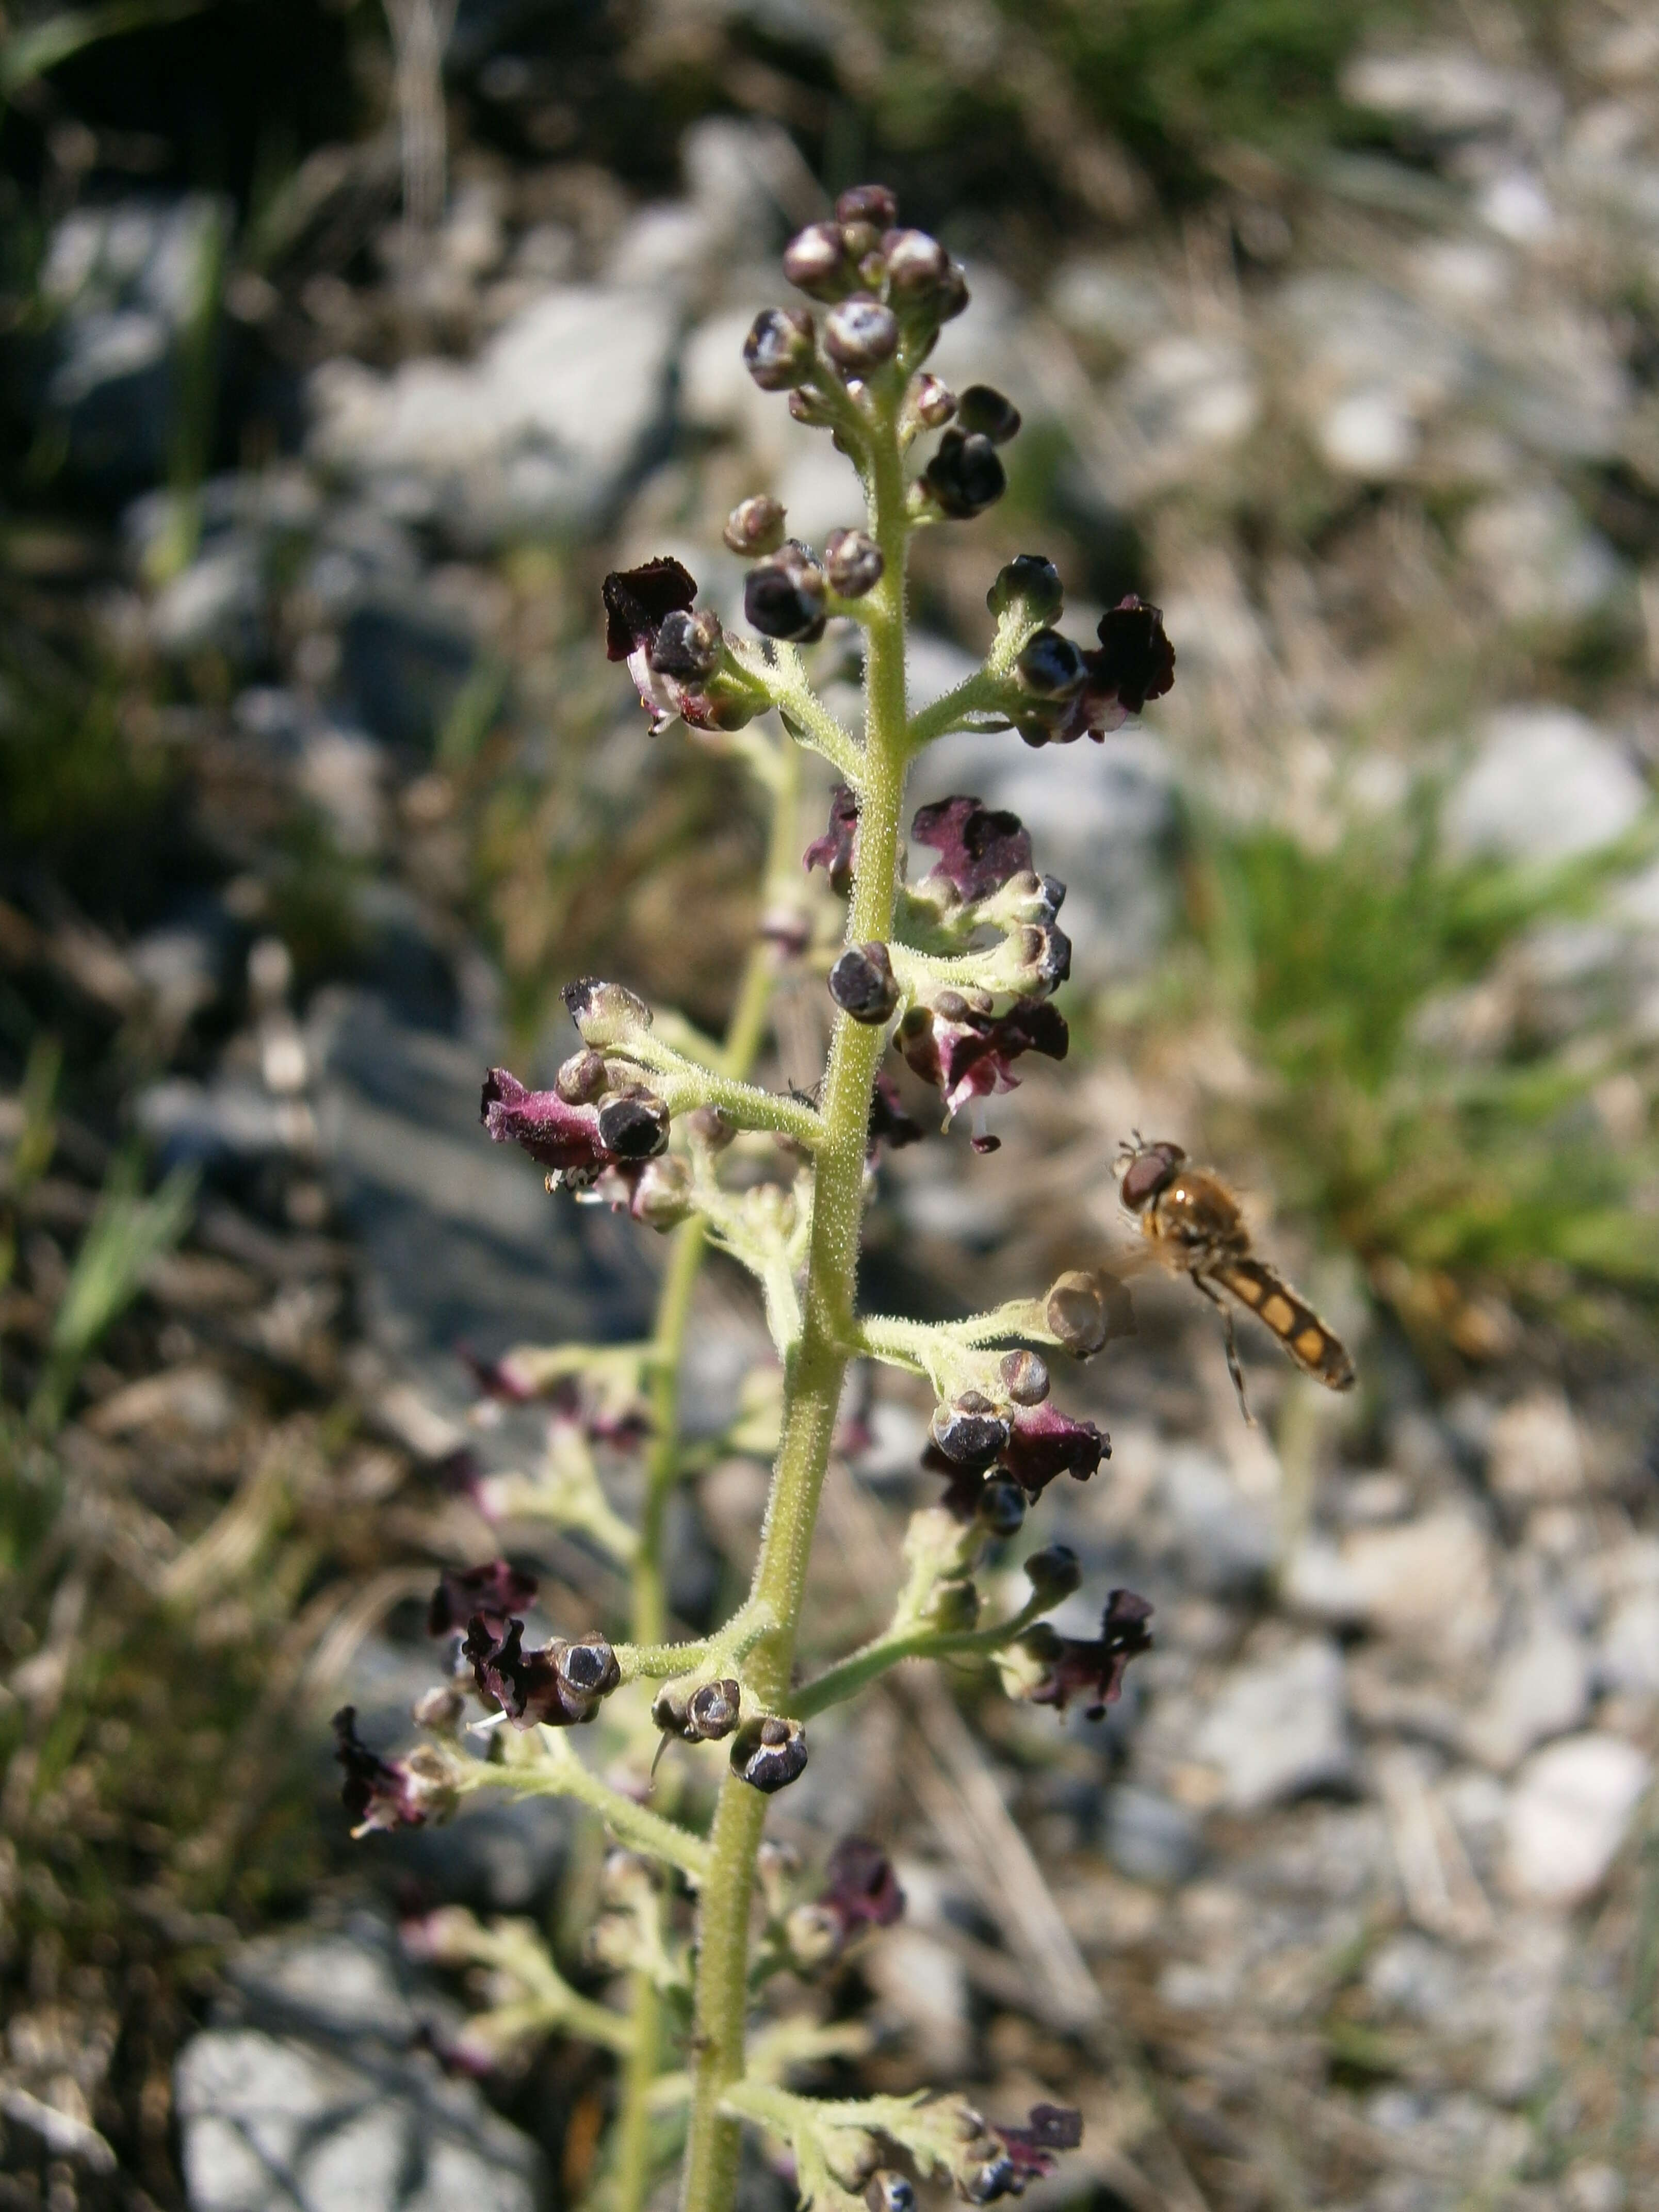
top-left (1119, 1141), bottom-right (1185, 1212)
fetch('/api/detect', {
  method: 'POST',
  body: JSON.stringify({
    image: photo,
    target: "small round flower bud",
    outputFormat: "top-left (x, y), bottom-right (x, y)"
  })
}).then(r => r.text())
top-left (824, 528), bottom-right (884, 599)
top-left (412, 1684), bottom-right (465, 1734)
top-left (745, 547), bottom-right (829, 643)
top-left (686, 1677), bottom-right (742, 1741)
top-left (649, 606), bottom-right (721, 679)
top-left (787, 385), bottom-right (837, 428)
top-left (783, 221), bottom-right (856, 300)
top-left (596, 1091), bottom-right (670, 1161)
top-left (731, 1714), bottom-right (809, 1793)
top-left (828, 941), bottom-right (899, 1024)
top-left (909, 373), bottom-right (957, 428)
top-left (744, 305), bottom-right (817, 390)
top-left (557, 1636), bottom-right (621, 1702)
top-left (1023, 1544), bottom-right (1082, 1604)
top-left (1000, 1349), bottom-right (1051, 1405)
top-left (836, 183), bottom-right (898, 229)
top-left (824, 296), bottom-right (900, 371)
top-left (686, 1104), bottom-right (736, 1152)
top-left (987, 554), bottom-right (1064, 624)
top-left (884, 228), bottom-right (950, 300)
top-left (956, 384), bottom-right (1021, 444)
top-left (555, 1048), bottom-right (608, 1104)
top-left (958, 2156), bottom-right (1017, 2204)
top-left (785, 1900), bottom-right (843, 1970)
top-left (629, 1154), bottom-right (693, 1229)
top-left (978, 1477), bottom-right (1027, 1537)
top-left (1045, 1270), bottom-right (1111, 1358)
top-left (931, 1392), bottom-right (1011, 1469)
top-left (921, 429), bottom-right (1006, 519)
top-left (1015, 629), bottom-right (1085, 701)
top-left (563, 977), bottom-right (653, 1046)
top-left (929, 1579), bottom-right (981, 1632)
top-left (650, 1682), bottom-right (689, 1736)
top-left (867, 2174), bottom-right (916, 2212)
top-left (723, 495), bottom-right (787, 558)
top-left (937, 261), bottom-right (970, 322)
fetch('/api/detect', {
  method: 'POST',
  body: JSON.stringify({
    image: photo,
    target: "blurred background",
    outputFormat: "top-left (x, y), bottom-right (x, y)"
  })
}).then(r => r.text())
top-left (3, 2), bottom-right (1659, 2208)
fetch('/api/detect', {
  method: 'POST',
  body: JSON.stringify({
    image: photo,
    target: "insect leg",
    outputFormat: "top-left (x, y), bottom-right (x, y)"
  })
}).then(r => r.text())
top-left (1193, 1272), bottom-right (1253, 1426)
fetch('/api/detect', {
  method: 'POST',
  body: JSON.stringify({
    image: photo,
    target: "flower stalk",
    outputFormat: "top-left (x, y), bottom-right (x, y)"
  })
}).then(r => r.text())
top-left (338, 182), bottom-right (1181, 2212)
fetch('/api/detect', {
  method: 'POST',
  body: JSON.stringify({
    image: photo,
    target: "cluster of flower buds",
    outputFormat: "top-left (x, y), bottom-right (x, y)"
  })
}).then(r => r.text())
top-left (482, 982), bottom-right (691, 1225)
top-left (929, 1370), bottom-right (1109, 1503)
top-left (785, 1834), bottom-right (904, 1970)
top-left (333, 1707), bottom-right (459, 1835)
top-left (1013, 1588), bottom-right (1154, 1720)
top-left (603, 558), bottom-right (770, 736)
top-left (956, 2105), bottom-right (1085, 2201)
top-left (984, 556), bottom-right (1176, 747)
top-left (917, 384), bottom-right (1021, 523)
top-left (461, 1614), bottom-right (621, 1729)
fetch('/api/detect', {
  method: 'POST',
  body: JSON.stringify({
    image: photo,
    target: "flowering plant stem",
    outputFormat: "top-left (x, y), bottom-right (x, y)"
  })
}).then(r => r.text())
top-left (679, 403), bottom-right (912, 2212)
top-left (617, 734), bottom-right (802, 2212)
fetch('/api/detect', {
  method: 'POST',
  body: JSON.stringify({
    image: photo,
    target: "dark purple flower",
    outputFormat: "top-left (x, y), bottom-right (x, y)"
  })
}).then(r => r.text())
top-left (333, 1707), bottom-right (454, 1834)
top-left (601, 557), bottom-right (761, 735)
top-left (910, 796), bottom-right (1033, 903)
top-left (995, 2106), bottom-right (1083, 2185)
top-left (920, 428), bottom-right (1006, 519)
top-left (999, 1402), bottom-right (1109, 1497)
top-left (897, 997), bottom-right (1068, 1120)
top-left (1035, 596), bottom-right (1175, 745)
top-left (821, 1836), bottom-right (905, 1935)
top-left (804, 785), bottom-right (859, 895)
top-left (868, 1071), bottom-right (924, 1159)
top-left (462, 1616), bottom-right (619, 1729)
top-left (1029, 1590), bottom-right (1154, 1719)
top-left (428, 1561), bottom-right (538, 1638)
top-left (603, 557), bottom-right (695, 662)
top-left (481, 1066), bottom-right (668, 1193)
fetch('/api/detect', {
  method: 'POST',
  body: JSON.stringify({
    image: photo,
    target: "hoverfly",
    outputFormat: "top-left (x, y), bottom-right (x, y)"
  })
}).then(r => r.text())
top-left (1116, 1136), bottom-right (1355, 1422)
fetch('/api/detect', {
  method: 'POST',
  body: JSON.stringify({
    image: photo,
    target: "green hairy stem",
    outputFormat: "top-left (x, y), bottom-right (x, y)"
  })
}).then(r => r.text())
top-left (679, 381), bottom-right (913, 2212)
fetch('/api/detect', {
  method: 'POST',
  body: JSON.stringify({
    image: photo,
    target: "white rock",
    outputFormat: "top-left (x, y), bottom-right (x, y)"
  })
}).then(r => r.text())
top-left (1318, 386), bottom-right (1418, 477)
top-left (1341, 47), bottom-right (1562, 145)
top-left (149, 540), bottom-right (263, 657)
top-left (863, 1927), bottom-right (971, 2074)
top-left (1463, 1615), bottom-right (1592, 1770)
top-left (1487, 1389), bottom-right (1585, 1502)
top-left (1444, 706), bottom-right (1645, 865)
top-left (1460, 486), bottom-right (1627, 629)
top-left (1285, 1507), bottom-right (1497, 1652)
top-left (1599, 1588), bottom-right (1659, 1696)
top-left (1503, 1732), bottom-right (1650, 1903)
top-left (1111, 334), bottom-right (1258, 492)
top-left (1192, 1638), bottom-right (1354, 1812)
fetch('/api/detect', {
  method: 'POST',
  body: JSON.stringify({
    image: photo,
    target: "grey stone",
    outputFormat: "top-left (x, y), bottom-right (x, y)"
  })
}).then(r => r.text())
top-left (1460, 485), bottom-right (1627, 631)
top-left (1284, 1507), bottom-right (1498, 1653)
top-left (1103, 1786), bottom-right (1203, 1885)
top-left (40, 195), bottom-right (230, 486)
top-left (308, 283), bottom-right (678, 545)
top-left (175, 2029), bottom-right (541, 2212)
top-left (1192, 1638), bottom-right (1355, 1812)
top-left (1462, 1613), bottom-right (1592, 1770)
top-left (1444, 707), bottom-right (1646, 865)
top-left (150, 539), bottom-right (266, 659)
top-left (1158, 1445), bottom-right (1277, 1596)
top-left (1341, 47), bottom-right (1563, 148)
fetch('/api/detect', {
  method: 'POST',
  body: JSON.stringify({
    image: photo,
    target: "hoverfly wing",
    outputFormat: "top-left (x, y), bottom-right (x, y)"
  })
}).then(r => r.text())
top-left (1209, 1257), bottom-right (1355, 1391)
